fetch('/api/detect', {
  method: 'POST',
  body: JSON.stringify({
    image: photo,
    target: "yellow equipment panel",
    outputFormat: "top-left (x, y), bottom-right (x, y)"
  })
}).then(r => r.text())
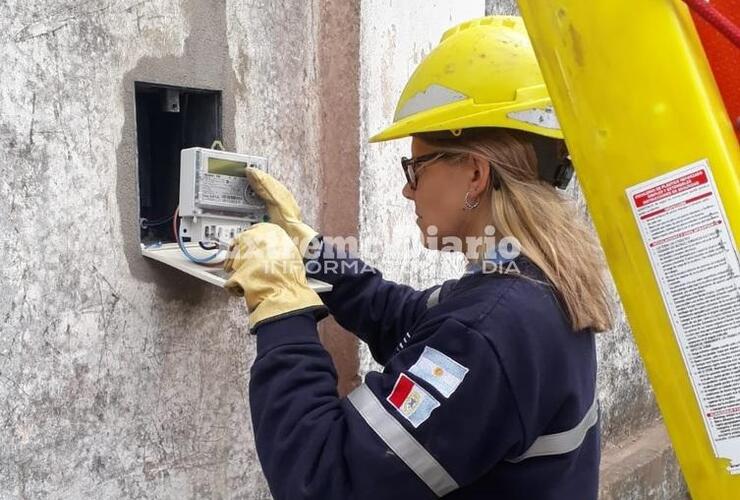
top-left (516, 0), bottom-right (740, 497)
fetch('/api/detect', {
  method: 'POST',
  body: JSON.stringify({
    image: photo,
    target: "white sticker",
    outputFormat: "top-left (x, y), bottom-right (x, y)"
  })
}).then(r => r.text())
top-left (506, 106), bottom-right (561, 130)
top-left (626, 159), bottom-right (740, 474)
top-left (200, 173), bottom-right (249, 207)
top-left (394, 84), bottom-right (467, 121)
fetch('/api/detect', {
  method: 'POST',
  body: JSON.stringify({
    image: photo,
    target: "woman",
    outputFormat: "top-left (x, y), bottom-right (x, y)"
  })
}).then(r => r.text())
top-left (225, 16), bottom-right (612, 500)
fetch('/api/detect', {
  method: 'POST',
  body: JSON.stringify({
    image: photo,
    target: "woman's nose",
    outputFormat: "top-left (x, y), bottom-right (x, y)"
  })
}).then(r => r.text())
top-left (402, 182), bottom-right (414, 200)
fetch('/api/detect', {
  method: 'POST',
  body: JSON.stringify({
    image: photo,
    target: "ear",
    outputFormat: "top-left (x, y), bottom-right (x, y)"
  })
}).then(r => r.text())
top-left (467, 154), bottom-right (491, 198)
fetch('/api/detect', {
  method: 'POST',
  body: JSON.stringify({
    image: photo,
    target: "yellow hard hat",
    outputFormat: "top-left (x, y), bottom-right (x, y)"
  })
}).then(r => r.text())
top-left (369, 16), bottom-right (563, 143)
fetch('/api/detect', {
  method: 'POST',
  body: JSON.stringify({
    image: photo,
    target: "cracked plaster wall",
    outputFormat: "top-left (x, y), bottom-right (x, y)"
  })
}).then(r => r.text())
top-left (0, 0), bottom-right (322, 497)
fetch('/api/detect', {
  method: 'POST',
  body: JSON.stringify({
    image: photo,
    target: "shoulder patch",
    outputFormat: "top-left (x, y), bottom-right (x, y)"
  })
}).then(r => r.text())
top-left (387, 373), bottom-right (440, 428)
top-left (409, 346), bottom-right (469, 398)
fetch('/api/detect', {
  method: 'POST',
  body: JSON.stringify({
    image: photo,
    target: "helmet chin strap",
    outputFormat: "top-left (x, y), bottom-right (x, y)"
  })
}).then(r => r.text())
top-left (529, 134), bottom-right (575, 189)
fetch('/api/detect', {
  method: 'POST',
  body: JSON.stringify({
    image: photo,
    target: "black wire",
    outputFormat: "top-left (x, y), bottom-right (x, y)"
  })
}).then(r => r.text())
top-left (141, 214), bottom-right (175, 228)
top-left (199, 241), bottom-right (220, 251)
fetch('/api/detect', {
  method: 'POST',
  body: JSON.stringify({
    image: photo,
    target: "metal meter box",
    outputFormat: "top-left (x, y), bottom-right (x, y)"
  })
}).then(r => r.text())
top-left (133, 83), bottom-right (329, 291)
top-left (140, 146), bottom-right (331, 292)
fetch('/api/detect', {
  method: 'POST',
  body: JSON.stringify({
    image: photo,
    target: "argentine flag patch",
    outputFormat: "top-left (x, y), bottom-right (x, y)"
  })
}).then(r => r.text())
top-left (387, 373), bottom-right (440, 428)
top-left (409, 346), bottom-right (469, 398)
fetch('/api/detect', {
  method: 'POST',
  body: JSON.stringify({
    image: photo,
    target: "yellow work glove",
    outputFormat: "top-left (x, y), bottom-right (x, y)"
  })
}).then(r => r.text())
top-left (224, 223), bottom-right (327, 332)
top-left (245, 167), bottom-right (319, 257)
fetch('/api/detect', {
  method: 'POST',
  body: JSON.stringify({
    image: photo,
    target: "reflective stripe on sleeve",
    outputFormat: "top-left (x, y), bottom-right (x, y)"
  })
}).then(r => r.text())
top-left (507, 392), bottom-right (599, 463)
top-left (347, 383), bottom-right (459, 497)
top-left (426, 287), bottom-right (442, 309)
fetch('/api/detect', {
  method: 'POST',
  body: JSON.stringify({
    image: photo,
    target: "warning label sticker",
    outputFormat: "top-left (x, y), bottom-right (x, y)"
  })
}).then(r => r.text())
top-left (627, 159), bottom-right (740, 474)
top-left (200, 173), bottom-right (249, 207)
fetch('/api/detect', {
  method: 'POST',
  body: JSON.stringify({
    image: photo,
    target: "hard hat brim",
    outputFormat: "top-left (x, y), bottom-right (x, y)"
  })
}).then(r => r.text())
top-left (369, 98), bottom-right (564, 143)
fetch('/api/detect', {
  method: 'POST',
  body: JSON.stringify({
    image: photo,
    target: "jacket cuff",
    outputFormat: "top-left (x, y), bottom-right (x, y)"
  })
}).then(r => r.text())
top-left (253, 310), bottom-right (323, 353)
top-left (302, 234), bottom-right (356, 286)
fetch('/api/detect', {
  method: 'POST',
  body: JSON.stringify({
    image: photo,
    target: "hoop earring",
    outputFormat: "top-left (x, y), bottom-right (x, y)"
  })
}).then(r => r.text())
top-left (463, 191), bottom-right (480, 210)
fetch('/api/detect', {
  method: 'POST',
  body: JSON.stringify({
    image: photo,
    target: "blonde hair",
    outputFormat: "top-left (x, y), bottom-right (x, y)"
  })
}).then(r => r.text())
top-left (419, 128), bottom-right (613, 333)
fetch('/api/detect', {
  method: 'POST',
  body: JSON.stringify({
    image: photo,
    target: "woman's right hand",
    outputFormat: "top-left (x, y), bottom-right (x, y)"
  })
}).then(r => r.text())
top-left (244, 166), bottom-right (319, 256)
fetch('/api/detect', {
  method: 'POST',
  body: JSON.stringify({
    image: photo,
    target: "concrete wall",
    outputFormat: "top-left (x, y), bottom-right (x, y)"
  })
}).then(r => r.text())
top-left (0, 0), bottom-right (335, 497)
top-left (0, 0), bottom-right (684, 498)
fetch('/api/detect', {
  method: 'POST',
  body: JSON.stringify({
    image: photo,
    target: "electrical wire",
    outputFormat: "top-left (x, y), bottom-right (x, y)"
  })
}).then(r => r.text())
top-left (140, 214), bottom-right (174, 229)
top-left (172, 207), bottom-right (224, 265)
top-left (199, 241), bottom-right (220, 251)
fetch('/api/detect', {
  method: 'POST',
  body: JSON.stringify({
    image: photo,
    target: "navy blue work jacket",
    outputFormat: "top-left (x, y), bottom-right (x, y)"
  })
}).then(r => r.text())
top-left (248, 236), bottom-right (600, 499)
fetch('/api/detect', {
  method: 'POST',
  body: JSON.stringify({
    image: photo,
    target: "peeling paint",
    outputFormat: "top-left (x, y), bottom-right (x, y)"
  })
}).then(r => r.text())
top-left (0, 0), bottom-right (322, 497)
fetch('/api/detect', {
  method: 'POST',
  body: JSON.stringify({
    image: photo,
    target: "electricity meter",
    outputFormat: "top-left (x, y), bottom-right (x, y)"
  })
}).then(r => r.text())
top-left (178, 147), bottom-right (268, 245)
top-left (140, 147), bottom-right (331, 292)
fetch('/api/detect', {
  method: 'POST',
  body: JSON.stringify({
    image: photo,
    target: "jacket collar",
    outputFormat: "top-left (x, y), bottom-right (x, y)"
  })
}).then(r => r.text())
top-left (464, 246), bottom-right (518, 276)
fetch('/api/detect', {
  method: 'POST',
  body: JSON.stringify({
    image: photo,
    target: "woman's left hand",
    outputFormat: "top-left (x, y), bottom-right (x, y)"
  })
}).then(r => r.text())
top-left (244, 167), bottom-right (319, 257)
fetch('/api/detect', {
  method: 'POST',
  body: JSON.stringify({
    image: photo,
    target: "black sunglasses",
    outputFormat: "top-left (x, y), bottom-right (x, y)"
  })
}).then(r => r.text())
top-left (400, 152), bottom-right (501, 191)
top-left (400, 152), bottom-right (449, 190)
